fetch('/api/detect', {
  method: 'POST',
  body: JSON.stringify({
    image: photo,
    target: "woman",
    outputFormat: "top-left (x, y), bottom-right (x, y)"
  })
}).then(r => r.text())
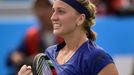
top-left (18, 0), bottom-right (119, 75)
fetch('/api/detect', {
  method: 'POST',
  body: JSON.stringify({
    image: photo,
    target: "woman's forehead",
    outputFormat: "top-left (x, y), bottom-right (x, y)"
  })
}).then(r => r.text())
top-left (53, 0), bottom-right (73, 9)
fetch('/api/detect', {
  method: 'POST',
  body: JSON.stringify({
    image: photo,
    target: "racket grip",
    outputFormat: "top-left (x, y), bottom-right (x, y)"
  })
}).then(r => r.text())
top-left (52, 68), bottom-right (57, 75)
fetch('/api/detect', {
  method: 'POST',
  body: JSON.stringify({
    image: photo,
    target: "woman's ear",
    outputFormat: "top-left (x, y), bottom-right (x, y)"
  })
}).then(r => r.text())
top-left (76, 14), bottom-right (86, 26)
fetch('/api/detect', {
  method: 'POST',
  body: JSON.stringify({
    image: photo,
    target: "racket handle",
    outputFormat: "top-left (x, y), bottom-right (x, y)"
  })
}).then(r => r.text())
top-left (52, 68), bottom-right (57, 75)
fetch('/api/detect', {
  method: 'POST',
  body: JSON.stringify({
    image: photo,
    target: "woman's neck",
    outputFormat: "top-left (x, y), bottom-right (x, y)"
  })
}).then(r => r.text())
top-left (56, 31), bottom-right (88, 65)
top-left (63, 32), bottom-right (88, 51)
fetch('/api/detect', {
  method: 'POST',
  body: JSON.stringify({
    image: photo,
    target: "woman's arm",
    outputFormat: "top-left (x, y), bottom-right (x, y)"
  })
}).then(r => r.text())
top-left (98, 63), bottom-right (119, 75)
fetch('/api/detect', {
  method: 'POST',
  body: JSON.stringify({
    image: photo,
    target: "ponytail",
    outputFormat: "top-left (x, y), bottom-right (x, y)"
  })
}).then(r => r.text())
top-left (84, 20), bottom-right (96, 41)
top-left (76, 0), bottom-right (97, 41)
top-left (86, 28), bottom-right (96, 41)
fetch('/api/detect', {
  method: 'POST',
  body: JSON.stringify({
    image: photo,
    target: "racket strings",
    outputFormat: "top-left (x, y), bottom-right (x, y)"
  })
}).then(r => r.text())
top-left (37, 57), bottom-right (44, 75)
top-left (37, 57), bottom-right (52, 75)
top-left (37, 57), bottom-right (47, 75)
top-left (33, 53), bottom-right (54, 75)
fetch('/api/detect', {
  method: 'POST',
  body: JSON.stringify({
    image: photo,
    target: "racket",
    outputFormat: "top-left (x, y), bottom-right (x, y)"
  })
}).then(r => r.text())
top-left (32, 53), bottom-right (57, 75)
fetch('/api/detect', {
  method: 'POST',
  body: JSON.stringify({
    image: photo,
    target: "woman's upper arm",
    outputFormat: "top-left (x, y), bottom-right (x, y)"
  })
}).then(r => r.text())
top-left (98, 63), bottom-right (119, 75)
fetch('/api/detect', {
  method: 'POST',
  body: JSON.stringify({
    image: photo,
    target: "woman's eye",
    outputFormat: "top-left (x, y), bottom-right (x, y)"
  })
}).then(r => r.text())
top-left (58, 9), bottom-right (66, 14)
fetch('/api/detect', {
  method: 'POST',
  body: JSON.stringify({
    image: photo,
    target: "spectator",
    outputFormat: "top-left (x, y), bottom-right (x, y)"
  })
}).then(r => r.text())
top-left (6, 0), bottom-right (63, 75)
top-left (116, 0), bottom-right (134, 16)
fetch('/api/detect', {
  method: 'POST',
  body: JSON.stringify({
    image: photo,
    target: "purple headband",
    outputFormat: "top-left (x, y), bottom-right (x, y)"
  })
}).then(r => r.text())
top-left (61, 0), bottom-right (90, 20)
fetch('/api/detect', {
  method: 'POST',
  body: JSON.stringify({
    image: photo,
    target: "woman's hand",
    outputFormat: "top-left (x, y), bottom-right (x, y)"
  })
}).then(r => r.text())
top-left (18, 65), bottom-right (33, 75)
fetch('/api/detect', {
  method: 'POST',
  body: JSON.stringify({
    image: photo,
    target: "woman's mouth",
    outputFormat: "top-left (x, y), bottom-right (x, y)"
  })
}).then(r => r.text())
top-left (53, 23), bottom-right (61, 30)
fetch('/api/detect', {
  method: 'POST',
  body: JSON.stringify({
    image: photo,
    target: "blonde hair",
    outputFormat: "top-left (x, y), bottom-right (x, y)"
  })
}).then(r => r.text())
top-left (77, 0), bottom-right (96, 41)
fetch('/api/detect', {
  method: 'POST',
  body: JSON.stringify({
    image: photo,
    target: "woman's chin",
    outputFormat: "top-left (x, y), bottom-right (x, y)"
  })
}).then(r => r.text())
top-left (53, 30), bottom-right (63, 36)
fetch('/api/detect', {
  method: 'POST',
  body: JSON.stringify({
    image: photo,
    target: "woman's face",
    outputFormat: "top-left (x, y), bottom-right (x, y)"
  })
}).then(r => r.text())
top-left (51, 0), bottom-right (80, 36)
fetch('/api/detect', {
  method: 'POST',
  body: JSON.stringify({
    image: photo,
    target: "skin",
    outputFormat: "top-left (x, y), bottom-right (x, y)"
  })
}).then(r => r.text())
top-left (18, 65), bottom-right (32, 75)
top-left (51, 0), bottom-right (87, 65)
top-left (18, 0), bottom-right (119, 75)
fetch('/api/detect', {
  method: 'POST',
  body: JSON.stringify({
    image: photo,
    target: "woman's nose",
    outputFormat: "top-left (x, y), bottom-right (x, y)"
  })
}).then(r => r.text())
top-left (51, 12), bottom-right (58, 21)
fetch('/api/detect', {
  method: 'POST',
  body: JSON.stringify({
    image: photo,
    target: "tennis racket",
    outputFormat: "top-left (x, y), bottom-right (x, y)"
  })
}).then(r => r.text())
top-left (32, 53), bottom-right (57, 75)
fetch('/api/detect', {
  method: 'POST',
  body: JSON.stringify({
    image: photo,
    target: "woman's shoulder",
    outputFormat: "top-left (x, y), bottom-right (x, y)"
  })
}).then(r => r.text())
top-left (84, 41), bottom-right (114, 74)
top-left (44, 45), bottom-right (58, 60)
top-left (90, 47), bottom-right (113, 61)
top-left (84, 40), bottom-right (113, 63)
top-left (87, 40), bottom-right (110, 57)
top-left (45, 41), bottom-right (65, 53)
top-left (45, 45), bottom-right (57, 54)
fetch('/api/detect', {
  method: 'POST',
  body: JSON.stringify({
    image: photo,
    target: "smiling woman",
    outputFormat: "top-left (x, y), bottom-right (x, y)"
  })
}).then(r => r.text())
top-left (18, 0), bottom-right (119, 75)
top-left (50, 0), bottom-right (118, 75)
top-left (51, 0), bottom-right (82, 36)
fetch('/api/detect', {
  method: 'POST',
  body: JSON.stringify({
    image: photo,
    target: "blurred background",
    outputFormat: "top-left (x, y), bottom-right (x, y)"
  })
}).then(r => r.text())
top-left (0, 0), bottom-right (134, 75)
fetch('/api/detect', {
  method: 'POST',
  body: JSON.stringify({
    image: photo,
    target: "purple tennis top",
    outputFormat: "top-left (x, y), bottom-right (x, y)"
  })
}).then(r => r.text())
top-left (45, 40), bottom-right (114, 75)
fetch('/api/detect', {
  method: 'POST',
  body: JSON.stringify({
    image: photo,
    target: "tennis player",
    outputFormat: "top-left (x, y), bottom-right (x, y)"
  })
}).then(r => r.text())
top-left (18, 0), bottom-right (119, 75)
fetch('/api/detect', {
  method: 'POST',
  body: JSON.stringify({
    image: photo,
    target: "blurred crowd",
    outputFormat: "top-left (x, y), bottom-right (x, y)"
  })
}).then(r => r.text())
top-left (5, 0), bottom-right (134, 75)
top-left (93, 0), bottom-right (134, 16)
top-left (6, 0), bottom-right (63, 75)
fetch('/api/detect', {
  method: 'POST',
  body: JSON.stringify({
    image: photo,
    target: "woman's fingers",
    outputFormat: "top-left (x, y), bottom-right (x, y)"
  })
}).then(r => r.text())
top-left (18, 65), bottom-right (33, 75)
top-left (18, 65), bottom-right (27, 74)
top-left (23, 68), bottom-right (32, 75)
top-left (29, 73), bottom-right (33, 75)
top-left (27, 66), bottom-right (32, 70)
